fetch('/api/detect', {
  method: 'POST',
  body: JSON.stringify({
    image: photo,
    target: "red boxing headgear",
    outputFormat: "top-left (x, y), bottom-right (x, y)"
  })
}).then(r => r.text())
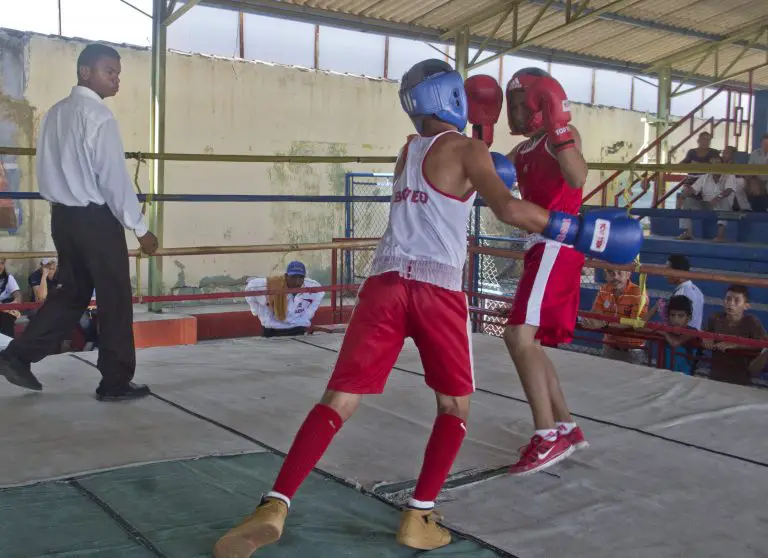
top-left (506, 67), bottom-right (550, 136)
top-left (465, 75), bottom-right (503, 147)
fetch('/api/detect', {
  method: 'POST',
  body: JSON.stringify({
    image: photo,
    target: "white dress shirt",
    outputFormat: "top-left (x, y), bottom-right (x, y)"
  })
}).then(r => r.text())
top-left (245, 277), bottom-right (325, 329)
top-left (730, 176), bottom-right (751, 211)
top-left (690, 173), bottom-right (738, 205)
top-left (673, 280), bottom-right (704, 330)
top-left (36, 86), bottom-right (148, 237)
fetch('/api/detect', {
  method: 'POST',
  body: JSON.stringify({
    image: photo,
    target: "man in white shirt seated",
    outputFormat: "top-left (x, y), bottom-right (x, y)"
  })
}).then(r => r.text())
top-left (245, 261), bottom-right (324, 337)
top-left (677, 155), bottom-right (737, 242)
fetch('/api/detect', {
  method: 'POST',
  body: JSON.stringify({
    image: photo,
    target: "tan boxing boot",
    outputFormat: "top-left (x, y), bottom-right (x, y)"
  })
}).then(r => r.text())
top-left (213, 498), bottom-right (288, 558)
top-left (396, 508), bottom-right (451, 550)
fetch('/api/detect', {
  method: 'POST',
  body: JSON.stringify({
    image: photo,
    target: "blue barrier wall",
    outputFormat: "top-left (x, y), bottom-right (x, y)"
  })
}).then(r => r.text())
top-left (753, 90), bottom-right (768, 151)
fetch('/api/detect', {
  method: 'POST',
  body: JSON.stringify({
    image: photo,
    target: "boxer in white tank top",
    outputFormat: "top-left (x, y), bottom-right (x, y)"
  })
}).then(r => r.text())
top-left (214, 60), bottom-right (559, 558)
top-left (371, 130), bottom-right (476, 292)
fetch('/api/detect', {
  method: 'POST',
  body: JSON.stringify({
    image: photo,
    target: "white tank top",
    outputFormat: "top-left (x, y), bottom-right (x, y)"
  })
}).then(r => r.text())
top-left (370, 131), bottom-right (476, 292)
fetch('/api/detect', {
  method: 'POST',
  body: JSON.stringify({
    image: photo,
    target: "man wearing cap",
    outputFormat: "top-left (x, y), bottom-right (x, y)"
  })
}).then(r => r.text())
top-left (245, 261), bottom-right (324, 337)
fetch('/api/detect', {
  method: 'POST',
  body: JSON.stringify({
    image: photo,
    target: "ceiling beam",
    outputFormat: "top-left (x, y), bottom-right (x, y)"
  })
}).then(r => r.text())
top-left (529, 0), bottom-right (768, 54)
top-left (438, 0), bottom-right (525, 41)
top-left (673, 61), bottom-right (768, 97)
top-left (471, 0), bottom-right (640, 68)
top-left (165, 0), bottom-right (203, 25)
top-left (193, 0), bottom-right (764, 90)
top-left (646, 19), bottom-right (768, 71)
top-left (117, 0), bottom-right (152, 18)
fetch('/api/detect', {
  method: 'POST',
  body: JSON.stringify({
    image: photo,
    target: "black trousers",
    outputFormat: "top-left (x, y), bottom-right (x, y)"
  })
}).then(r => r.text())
top-left (0, 311), bottom-right (16, 338)
top-left (6, 204), bottom-right (135, 388)
top-left (262, 326), bottom-right (307, 338)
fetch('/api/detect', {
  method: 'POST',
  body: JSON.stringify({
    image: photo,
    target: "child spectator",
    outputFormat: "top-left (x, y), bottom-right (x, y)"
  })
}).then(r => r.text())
top-left (704, 285), bottom-right (767, 386)
top-left (662, 295), bottom-right (698, 375)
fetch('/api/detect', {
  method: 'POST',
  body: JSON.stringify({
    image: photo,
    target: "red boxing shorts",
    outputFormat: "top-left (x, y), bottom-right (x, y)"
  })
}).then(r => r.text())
top-left (328, 271), bottom-right (474, 397)
top-left (506, 241), bottom-right (584, 347)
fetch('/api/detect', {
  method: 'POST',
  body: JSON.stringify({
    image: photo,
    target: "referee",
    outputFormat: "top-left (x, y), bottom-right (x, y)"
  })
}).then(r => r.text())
top-left (0, 44), bottom-right (158, 401)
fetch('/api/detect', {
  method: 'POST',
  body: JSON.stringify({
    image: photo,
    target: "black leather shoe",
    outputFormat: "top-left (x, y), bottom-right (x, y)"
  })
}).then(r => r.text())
top-left (0, 352), bottom-right (42, 391)
top-left (95, 382), bottom-right (151, 402)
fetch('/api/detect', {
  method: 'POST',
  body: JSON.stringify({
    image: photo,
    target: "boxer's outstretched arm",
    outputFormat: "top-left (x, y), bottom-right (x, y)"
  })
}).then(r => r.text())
top-left (463, 139), bottom-right (549, 233)
top-left (554, 126), bottom-right (588, 189)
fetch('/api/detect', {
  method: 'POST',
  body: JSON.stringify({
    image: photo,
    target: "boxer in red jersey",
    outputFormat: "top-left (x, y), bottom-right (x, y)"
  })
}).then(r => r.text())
top-left (504, 68), bottom-right (590, 475)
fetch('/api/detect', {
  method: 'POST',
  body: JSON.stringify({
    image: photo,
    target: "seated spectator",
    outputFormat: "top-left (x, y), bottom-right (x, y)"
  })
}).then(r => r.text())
top-left (79, 290), bottom-right (98, 351)
top-left (720, 146), bottom-right (750, 210)
top-left (245, 261), bottom-right (324, 337)
top-left (648, 255), bottom-right (704, 329)
top-left (0, 258), bottom-right (22, 338)
top-left (677, 155), bottom-right (737, 242)
top-left (721, 145), bottom-right (737, 164)
top-left (582, 269), bottom-right (649, 365)
top-left (29, 257), bottom-right (58, 304)
top-left (704, 285), bottom-right (767, 386)
top-left (662, 295), bottom-right (699, 375)
top-left (746, 133), bottom-right (768, 212)
top-left (680, 131), bottom-right (720, 185)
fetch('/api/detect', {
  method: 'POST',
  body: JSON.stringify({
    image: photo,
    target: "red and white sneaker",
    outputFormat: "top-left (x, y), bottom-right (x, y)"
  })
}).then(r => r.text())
top-left (563, 426), bottom-right (589, 451)
top-left (508, 434), bottom-right (574, 476)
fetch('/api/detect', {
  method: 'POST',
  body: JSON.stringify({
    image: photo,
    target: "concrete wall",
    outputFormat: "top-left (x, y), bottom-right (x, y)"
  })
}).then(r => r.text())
top-left (0, 29), bottom-right (717, 294)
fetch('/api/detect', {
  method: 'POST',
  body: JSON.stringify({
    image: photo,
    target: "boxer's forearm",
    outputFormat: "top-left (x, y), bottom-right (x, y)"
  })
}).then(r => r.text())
top-left (498, 198), bottom-right (549, 233)
top-left (556, 148), bottom-right (587, 189)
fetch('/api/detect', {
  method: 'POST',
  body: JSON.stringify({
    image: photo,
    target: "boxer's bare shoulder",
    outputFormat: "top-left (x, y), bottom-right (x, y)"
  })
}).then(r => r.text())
top-left (422, 132), bottom-right (475, 199)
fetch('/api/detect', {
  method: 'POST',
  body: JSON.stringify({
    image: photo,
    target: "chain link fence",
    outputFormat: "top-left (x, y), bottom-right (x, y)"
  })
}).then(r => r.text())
top-left (341, 174), bottom-right (392, 306)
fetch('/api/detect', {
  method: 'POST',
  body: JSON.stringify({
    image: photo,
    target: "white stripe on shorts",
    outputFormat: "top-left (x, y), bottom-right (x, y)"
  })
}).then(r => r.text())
top-left (464, 294), bottom-right (475, 390)
top-left (525, 242), bottom-right (561, 327)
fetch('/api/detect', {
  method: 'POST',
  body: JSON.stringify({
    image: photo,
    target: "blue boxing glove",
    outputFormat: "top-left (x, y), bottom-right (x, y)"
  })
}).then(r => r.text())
top-left (543, 209), bottom-right (642, 264)
top-left (491, 152), bottom-right (517, 189)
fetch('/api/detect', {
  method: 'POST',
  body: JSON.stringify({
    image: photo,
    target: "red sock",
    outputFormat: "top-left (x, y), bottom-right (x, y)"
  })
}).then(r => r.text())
top-left (411, 414), bottom-right (467, 506)
top-left (270, 404), bottom-right (343, 502)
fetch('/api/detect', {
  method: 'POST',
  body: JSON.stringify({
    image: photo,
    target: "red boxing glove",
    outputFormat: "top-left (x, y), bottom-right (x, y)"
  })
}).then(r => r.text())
top-left (525, 76), bottom-right (575, 153)
top-left (465, 75), bottom-right (503, 147)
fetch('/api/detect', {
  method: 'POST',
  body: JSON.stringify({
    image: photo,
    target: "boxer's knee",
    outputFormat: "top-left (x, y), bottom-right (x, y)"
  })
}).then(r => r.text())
top-left (320, 389), bottom-right (362, 422)
top-left (503, 324), bottom-right (538, 357)
top-left (435, 393), bottom-right (470, 421)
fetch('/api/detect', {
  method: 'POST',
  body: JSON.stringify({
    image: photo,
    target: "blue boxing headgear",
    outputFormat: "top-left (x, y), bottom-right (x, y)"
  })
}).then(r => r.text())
top-left (399, 59), bottom-right (468, 135)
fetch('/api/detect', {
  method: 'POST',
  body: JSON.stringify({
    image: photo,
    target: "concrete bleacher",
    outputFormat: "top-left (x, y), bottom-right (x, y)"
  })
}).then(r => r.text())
top-left (635, 207), bottom-right (768, 246)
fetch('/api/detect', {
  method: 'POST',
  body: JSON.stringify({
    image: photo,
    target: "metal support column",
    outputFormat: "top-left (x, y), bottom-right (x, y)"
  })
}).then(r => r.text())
top-left (654, 66), bottom-right (672, 203)
top-left (454, 27), bottom-right (470, 79)
top-left (454, 26), bottom-right (479, 326)
top-left (149, 0), bottom-right (168, 312)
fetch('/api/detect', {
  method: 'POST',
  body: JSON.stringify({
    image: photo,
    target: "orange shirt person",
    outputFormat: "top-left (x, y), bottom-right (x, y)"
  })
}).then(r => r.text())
top-left (584, 269), bottom-right (648, 364)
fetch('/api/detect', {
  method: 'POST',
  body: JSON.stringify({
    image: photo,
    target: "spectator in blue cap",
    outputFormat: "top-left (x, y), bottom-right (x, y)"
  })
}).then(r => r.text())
top-left (245, 261), bottom-right (325, 337)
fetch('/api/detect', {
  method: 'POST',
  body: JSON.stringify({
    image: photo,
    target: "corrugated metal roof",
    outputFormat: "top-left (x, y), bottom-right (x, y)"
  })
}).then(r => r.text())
top-left (207, 0), bottom-right (768, 88)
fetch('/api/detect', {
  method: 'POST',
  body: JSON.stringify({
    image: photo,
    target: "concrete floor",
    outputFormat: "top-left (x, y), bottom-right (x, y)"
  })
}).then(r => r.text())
top-left (2, 334), bottom-right (767, 557)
